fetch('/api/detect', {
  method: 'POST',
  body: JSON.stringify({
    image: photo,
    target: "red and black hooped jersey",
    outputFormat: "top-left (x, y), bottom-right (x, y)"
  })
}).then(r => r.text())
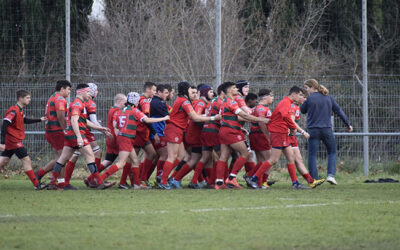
top-left (45, 93), bottom-right (67, 133)
top-left (250, 104), bottom-right (272, 134)
top-left (116, 106), bottom-right (146, 139)
top-left (202, 97), bottom-right (222, 134)
top-left (221, 97), bottom-right (242, 131)
top-left (64, 97), bottom-right (88, 140)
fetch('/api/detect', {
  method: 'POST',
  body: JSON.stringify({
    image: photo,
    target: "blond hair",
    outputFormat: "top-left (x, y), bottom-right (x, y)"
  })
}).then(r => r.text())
top-left (304, 79), bottom-right (329, 96)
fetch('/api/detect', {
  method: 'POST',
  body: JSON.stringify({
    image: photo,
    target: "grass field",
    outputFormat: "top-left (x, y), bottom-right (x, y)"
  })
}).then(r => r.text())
top-left (0, 173), bottom-right (399, 250)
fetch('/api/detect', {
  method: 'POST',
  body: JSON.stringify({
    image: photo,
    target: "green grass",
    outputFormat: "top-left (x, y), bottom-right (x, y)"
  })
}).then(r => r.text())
top-left (0, 173), bottom-right (400, 250)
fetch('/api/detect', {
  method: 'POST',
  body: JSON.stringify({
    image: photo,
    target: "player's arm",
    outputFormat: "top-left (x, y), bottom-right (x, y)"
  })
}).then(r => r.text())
top-left (237, 109), bottom-right (268, 123)
top-left (89, 113), bottom-right (102, 127)
top-left (330, 95), bottom-right (352, 132)
top-left (56, 111), bottom-right (67, 130)
top-left (24, 117), bottom-right (46, 124)
top-left (188, 110), bottom-right (220, 122)
top-left (143, 115), bottom-right (170, 124)
top-left (0, 120), bottom-right (11, 151)
top-left (86, 119), bottom-right (110, 134)
top-left (71, 115), bottom-right (83, 141)
top-left (258, 120), bottom-right (270, 136)
top-left (291, 115), bottom-right (309, 139)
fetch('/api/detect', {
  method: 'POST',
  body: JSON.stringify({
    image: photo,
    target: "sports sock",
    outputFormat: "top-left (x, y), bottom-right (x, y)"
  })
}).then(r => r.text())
top-left (146, 162), bottom-right (157, 180)
top-left (101, 164), bottom-right (119, 182)
top-left (245, 161), bottom-right (256, 174)
top-left (138, 162), bottom-right (144, 180)
top-left (131, 167), bottom-right (141, 185)
top-left (247, 162), bottom-right (262, 177)
top-left (255, 161), bottom-right (272, 179)
top-left (287, 163), bottom-right (298, 182)
top-left (25, 170), bottom-right (39, 187)
top-left (156, 160), bottom-right (165, 177)
top-left (37, 168), bottom-right (46, 177)
top-left (215, 161), bottom-right (226, 183)
top-left (50, 162), bottom-right (64, 185)
top-left (263, 173), bottom-right (269, 183)
top-left (95, 158), bottom-right (102, 171)
top-left (204, 167), bottom-right (214, 185)
top-left (198, 173), bottom-right (205, 183)
top-left (141, 158), bottom-right (153, 181)
top-left (224, 162), bottom-right (229, 180)
top-left (161, 161), bottom-right (174, 185)
top-left (191, 161), bottom-right (204, 184)
top-left (64, 161), bottom-right (76, 185)
top-left (171, 160), bottom-right (185, 179)
top-left (230, 156), bottom-right (248, 176)
top-left (302, 173), bottom-right (314, 184)
top-left (174, 163), bottom-right (192, 181)
top-left (120, 163), bottom-right (132, 185)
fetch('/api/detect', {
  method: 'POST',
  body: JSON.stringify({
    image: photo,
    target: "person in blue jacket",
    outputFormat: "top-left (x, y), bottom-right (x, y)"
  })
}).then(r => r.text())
top-left (301, 79), bottom-right (353, 185)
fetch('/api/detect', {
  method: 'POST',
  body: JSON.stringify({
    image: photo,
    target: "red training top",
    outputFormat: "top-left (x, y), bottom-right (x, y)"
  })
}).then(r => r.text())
top-left (267, 96), bottom-right (297, 134)
top-left (167, 96), bottom-right (194, 129)
top-left (3, 104), bottom-right (25, 143)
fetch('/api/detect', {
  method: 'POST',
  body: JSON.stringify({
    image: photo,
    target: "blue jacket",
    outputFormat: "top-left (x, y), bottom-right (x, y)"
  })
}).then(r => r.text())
top-left (300, 92), bottom-right (350, 129)
top-left (150, 96), bottom-right (169, 139)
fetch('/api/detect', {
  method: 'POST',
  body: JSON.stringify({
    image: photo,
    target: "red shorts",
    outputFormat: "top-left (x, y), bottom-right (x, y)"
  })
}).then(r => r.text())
top-left (164, 123), bottom-right (185, 144)
top-left (106, 137), bottom-right (119, 155)
top-left (151, 136), bottom-right (167, 150)
top-left (117, 135), bottom-right (135, 152)
top-left (134, 131), bottom-right (151, 148)
top-left (85, 131), bottom-right (97, 142)
top-left (45, 131), bottom-right (65, 151)
top-left (269, 132), bottom-right (291, 148)
top-left (64, 136), bottom-right (90, 149)
top-left (218, 127), bottom-right (245, 145)
top-left (289, 136), bottom-right (298, 147)
top-left (200, 131), bottom-right (220, 147)
top-left (249, 132), bottom-right (271, 151)
top-left (184, 133), bottom-right (201, 147)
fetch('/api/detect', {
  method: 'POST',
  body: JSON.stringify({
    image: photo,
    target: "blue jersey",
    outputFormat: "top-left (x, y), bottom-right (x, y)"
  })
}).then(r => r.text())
top-left (150, 96), bottom-right (169, 139)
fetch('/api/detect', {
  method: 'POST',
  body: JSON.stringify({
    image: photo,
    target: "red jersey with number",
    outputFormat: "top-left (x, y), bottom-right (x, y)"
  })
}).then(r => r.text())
top-left (64, 97), bottom-right (88, 139)
top-left (268, 96), bottom-right (297, 133)
top-left (202, 97), bottom-right (222, 133)
top-left (185, 98), bottom-right (208, 144)
top-left (106, 106), bottom-right (121, 141)
top-left (116, 106), bottom-right (146, 139)
top-left (45, 93), bottom-right (67, 133)
top-left (221, 97), bottom-right (242, 131)
top-left (3, 104), bottom-right (25, 143)
top-left (168, 97), bottom-right (194, 129)
top-left (250, 104), bottom-right (271, 134)
top-left (136, 95), bottom-right (151, 134)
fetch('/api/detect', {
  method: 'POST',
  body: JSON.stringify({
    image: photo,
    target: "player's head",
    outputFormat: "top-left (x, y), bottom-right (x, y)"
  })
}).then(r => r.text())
top-left (164, 84), bottom-right (174, 101)
top-left (236, 80), bottom-right (249, 96)
top-left (87, 83), bottom-right (98, 99)
top-left (16, 89), bottom-right (31, 106)
top-left (217, 84), bottom-right (225, 98)
top-left (76, 83), bottom-right (90, 100)
top-left (245, 93), bottom-right (258, 108)
top-left (177, 81), bottom-right (191, 98)
top-left (114, 93), bottom-right (127, 108)
top-left (156, 84), bottom-right (169, 101)
top-left (258, 88), bottom-right (274, 105)
top-left (189, 86), bottom-right (198, 101)
top-left (288, 86), bottom-right (304, 103)
top-left (221, 82), bottom-right (237, 97)
top-left (144, 82), bottom-right (157, 98)
top-left (199, 84), bottom-right (214, 101)
top-left (304, 79), bottom-right (329, 96)
top-left (197, 83), bottom-right (206, 90)
top-left (126, 92), bottom-right (141, 107)
top-left (297, 88), bottom-right (307, 105)
top-left (56, 80), bottom-right (72, 98)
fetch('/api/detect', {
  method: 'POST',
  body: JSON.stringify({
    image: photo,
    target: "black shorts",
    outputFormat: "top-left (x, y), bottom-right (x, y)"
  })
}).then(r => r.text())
top-left (1, 147), bottom-right (28, 159)
top-left (192, 146), bottom-right (202, 154)
top-left (105, 153), bottom-right (118, 163)
top-left (202, 145), bottom-right (221, 152)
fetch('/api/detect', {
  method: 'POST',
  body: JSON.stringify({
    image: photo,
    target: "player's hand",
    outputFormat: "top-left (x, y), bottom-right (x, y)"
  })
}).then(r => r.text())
top-left (164, 115), bottom-right (170, 120)
top-left (154, 134), bottom-right (160, 144)
top-left (104, 131), bottom-right (113, 139)
top-left (303, 131), bottom-right (310, 139)
top-left (40, 116), bottom-right (47, 122)
top-left (214, 114), bottom-right (221, 121)
top-left (100, 127), bottom-right (111, 133)
top-left (261, 117), bottom-right (269, 123)
top-left (348, 125), bottom-right (353, 132)
top-left (0, 144), bottom-right (5, 152)
top-left (77, 138), bottom-right (84, 148)
top-left (241, 128), bottom-right (249, 135)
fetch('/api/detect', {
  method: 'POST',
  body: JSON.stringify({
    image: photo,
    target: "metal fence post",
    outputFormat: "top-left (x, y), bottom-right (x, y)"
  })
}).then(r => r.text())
top-left (66, 0), bottom-right (71, 104)
top-left (362, 0), bottom-right (369, 176)
top-left (215, 0), bottom-right (222, 88)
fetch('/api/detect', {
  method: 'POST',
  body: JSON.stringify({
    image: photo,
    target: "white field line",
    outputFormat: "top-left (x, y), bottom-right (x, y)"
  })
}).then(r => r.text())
top-left (1, 200), bottom-right (399, 218)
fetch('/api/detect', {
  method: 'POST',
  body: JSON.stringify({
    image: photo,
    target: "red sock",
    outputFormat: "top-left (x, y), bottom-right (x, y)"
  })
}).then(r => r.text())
top-left (141, 158), bottom-right (153, 181)
top-left (198, 174), bottom-right (205, 183)
top-left (170, 159), bottom-right (181, 179)
top-left (215, 161), bottom-right (226, 182)
top-left (95, 158), bottom-right (103, 171)
top-left (255, 161), bottom-right (272, 179)
top-left (247, 162), bottom-right (261, 177)
top-left (37, 168), bottom-right (46, 177)
top-left (120, 163), bottom-right (132, 185)
top-left (224, 162), bottom-right (229, 180)
top-left (161, 161), bottom-right (174, 185)
top-left (131, 167), bottom-right (141, 185)
top-left (204, 167), bottom-right (214, 185)
top-left (25, 170), bottom-right (39, 187)
top-left (230, 156), bottom-right (248, 176)
top-left (101, 164), bottom-right (119, 182)
top-left (191, 161), bottom-right (204, 184)
top-left (174, 163), bottom-right (192, 181)
top-left (138, 162), bottom-right (144, 180)
top-left (245, 161), bottom-right (256, 174)
top-left (92, 172), bottom-right (103, 185)
top-left (50, 171), bottom-right (60, 185)
top-left (156, 160), bottom-right (165, 176)
top-left (287, 164), bottom-right (298, 182)
top-left (263, 173), bottom-right (269, 183)
top-left (146, 162), bottom-right (157, 180)
top-left (302, 173), bottom-right (314, 184)
top-left (64, 161), bottom-right (76, 185)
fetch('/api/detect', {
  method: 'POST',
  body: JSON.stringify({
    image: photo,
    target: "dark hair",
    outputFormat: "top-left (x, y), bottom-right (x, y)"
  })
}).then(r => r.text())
top-left (245, 93), bottom-right (258, 103)
top-left (220, 82), bottom-right (236, 94)
top-left (56, 80), bottom-right (72, 91)
top-left (177, 81), bottom-right (191, 97)
top-left (236, 80), bottom-right (249, 96)
top-left (217, 85), bottom-right (224, 95)
top-left (258, 88), bottom-right (272, 98)
top-left (144, 82), bottom-right (156, 91)
top-left (197, 83), bottom-right (205, 90)
top-left (289, 86), bottom-right (303, 95)
top-left (164, 84), bottom-right (173, 92)
top-left (77, 83), bottom-right (89, 90)
top-left (17, 89), bottom-right (30, 99)
top-left (156, 84), bottom-right (167, 93)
